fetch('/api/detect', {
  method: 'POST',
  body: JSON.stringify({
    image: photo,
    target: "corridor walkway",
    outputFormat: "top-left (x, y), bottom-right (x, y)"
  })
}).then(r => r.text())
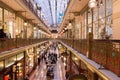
top-left (29, 46), bottom-right (66, 80)
top-left (29, 60), bottom-right (47, 80)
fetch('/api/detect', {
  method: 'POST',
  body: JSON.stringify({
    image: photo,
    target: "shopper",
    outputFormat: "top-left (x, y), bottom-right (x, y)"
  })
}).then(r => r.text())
top-left (65, 72), bottom-right (70, 80)
top-left (0, 29), bottom-right (7, 38)
top-left (38, 57), bottom-right (40, 65)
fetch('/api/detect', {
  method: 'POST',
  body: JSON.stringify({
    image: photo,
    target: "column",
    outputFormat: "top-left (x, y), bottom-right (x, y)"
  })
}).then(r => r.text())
top-left (23, 51), bottom-right (27, 79)
top-left (87, 9), bottom-right (93, 59)
top-left (33, 47), bottom-right (37, 70)
top-left (69, 51), bottom-right (72, 76)
top-left (2, 7), bottom-right (4, 29)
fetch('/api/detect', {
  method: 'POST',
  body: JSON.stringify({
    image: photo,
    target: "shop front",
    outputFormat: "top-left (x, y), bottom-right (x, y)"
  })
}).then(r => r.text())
top-left (0, 52), bottom-right (25, 80)
top-left (26, 48), bottom-right (35, 76)
top-left (0, 4), bottom-right (35, 39)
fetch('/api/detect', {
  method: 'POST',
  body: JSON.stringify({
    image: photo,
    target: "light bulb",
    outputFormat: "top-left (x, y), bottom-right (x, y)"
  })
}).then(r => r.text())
top-left (88, 0), bottom-right (97, 8)
top-left (24, 20), bottom-right (27, 26)
top-left (100, 0), bottom-right (103, 6)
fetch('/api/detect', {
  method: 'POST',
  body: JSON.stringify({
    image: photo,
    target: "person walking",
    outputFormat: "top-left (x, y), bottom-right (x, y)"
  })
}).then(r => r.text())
top-left (38, 57), bottom-right (40, 65)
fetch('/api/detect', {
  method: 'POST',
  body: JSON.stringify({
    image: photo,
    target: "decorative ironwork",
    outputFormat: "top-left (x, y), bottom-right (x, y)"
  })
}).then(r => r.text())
top-left (60, 39), bottom-right (120, 76)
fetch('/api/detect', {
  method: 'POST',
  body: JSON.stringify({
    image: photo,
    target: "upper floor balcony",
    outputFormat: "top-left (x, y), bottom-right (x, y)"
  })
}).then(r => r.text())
top-left (60, 38), bottom-right (120, 78)
top-left (0, 38), bottom-right (48, 53)
top-left (22, 0), bottom-right (48, 28)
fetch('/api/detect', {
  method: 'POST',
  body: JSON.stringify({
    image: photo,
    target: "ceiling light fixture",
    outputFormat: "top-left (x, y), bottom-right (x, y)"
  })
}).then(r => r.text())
top-left (68, 20), bottom-right (72, 26)
top-left (24, 20), bottom-right (27, 26)
top-left (88, 0), bottom-right (97, 8)
top-left (100, 0), bottom-right (103, 6)
top-left (64, 27), bottom-right (67, 30)
top-left (24, 11), bottom-right (27, 26)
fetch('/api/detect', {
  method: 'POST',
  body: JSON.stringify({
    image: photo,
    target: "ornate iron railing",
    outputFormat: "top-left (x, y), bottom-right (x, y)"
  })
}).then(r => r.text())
top-left (22, 0), bottom-right (48, 28)
top-left (0, 38), bottom-right (48, 52)
top-left (22, 0), bottom-right (38, 17)
top-left (60, 39), bottom-right (120, 76)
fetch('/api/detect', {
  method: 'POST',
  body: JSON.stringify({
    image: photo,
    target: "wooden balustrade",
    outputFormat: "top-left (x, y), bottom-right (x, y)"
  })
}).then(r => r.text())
top-left (60, 39), bottom-right (120, 76)
top-left (0, 38), bottom-right (47, 53)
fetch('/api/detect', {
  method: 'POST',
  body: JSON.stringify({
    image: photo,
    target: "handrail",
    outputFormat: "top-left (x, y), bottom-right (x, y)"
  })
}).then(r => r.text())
top-left (59, 39), bottom-right (120, 76)
top-left (0, 38), bottom-right (48, 53)
top-left (22, 0), bottom-right (48, 29)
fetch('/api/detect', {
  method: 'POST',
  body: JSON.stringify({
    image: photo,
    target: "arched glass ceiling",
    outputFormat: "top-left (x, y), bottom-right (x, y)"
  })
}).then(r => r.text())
top-left (34, 0), bottom-right (70, 27)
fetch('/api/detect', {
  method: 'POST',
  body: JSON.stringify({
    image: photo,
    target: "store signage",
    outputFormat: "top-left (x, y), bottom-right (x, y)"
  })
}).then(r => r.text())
top-left (4, 15), bottom-right (15, 21)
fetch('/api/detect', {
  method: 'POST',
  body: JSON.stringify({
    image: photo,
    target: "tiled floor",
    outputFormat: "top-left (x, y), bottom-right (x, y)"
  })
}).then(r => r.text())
top-left (54, 59), bottom-right (66, 80)
top-left (29, 61), bottom-right (47, 80)
top-left (29, 48), bottom-right (66, 80)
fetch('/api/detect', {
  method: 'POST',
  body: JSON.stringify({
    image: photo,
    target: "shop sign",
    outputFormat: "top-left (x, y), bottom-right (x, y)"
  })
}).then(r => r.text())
top-left (4, 15), bottom-right (15, 21)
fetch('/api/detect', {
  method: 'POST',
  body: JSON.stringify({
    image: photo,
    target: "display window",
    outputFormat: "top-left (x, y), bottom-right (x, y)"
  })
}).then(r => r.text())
top-left (81, 0), bottom-right (112, 39)
top-left (0, 61), bottom-right (4, 71)
top-left (5, 56), bottom-right (16, 68)
top-left (4, 9), bottom-right (15, 38)
top-left (16, 62), bottom-right (24, 80)
top-left (26, 48), bottom-right (34, 74)
top-left (17, 53), bottom-right (24, 61)
top-left (0, 8), bottom-right (3, 29)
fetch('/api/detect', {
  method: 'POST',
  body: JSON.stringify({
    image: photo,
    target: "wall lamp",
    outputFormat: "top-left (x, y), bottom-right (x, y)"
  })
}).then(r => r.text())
top-left (24, 20), bottom-right (27, 26)
top-left (88, 0), bottom-right (97, 8)
top-left (68, 20), bottom-right (72, 26)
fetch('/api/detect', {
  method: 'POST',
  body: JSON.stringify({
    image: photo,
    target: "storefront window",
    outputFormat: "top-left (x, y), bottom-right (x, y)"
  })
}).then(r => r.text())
top-left (93, 7), bottom-right (98, 22)
top-left (4, 9), bottom-right (15, 38)
top-left (93, 21), bottom-right (98, 39)
top-left (17, 53), bottom-right (24, 61)
top-left (5, 56), bottom-right (16, 68)
top-left (82, 13), bottom-right (85, 26)
top-left (84, 12), bottom-right (87, 26)
top-left (88, 24), bottom-right (92, 33)
top-left (98, 18), bottom-right (105, 39)
top-left (26, 48), bottom-right (34, 74)
top-left (0, 61), bottom-right (4, 71)
top-left (88, 10), bottom-right (92, 24)
top-left (84, 0), bottom-right (113, 39)
top-left (4, 9), bottom-right (9, 32)
top-left (16, 62), bottom-right (24, 79)
top-left (27, 23), bottom-right (33, 38)
top-left (15, 17), bottom-right (19, 37)
top-left (106, 0), bottom-right (112, 16)
top-left (0, 8), bottom-right (3, 29)
top-left (99, 0), bottom-right (105, 19)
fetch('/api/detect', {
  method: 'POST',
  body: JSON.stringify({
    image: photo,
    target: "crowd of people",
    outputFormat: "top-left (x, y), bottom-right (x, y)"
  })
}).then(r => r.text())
top-left (40, 42), bottom-right (58, 80)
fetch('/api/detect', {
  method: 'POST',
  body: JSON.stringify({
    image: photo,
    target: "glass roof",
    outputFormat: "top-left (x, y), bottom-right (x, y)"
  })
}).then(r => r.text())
top-left (34, 0), bottom-right (70, 27)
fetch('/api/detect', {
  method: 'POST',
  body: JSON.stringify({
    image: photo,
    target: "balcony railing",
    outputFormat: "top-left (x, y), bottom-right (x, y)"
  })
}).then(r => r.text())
top-left (22, 0), bottom-right (38, 17)
top-left (22, 0), bottom-right (48, 28)
top-left (0, 38), bottom-right (47, 53)
top-left (60, 39), bottom-right (120, 76)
